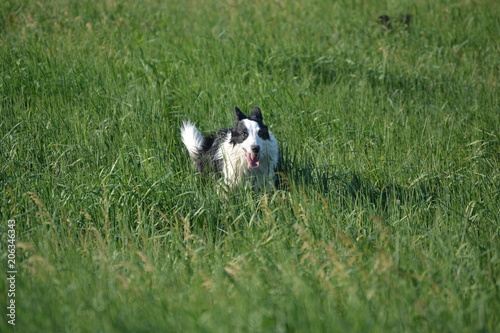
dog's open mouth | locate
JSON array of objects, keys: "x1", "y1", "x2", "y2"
[{"x1": 244, "y1": 150, "x2": 260, "y2": 168}]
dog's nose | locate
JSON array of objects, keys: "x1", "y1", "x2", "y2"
[{"x1": 251, "y1": 145, "x2": 260, "y2": 153}]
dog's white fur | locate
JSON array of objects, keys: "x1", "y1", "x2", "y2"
[{"x1": 181, "y1": 121, "x2": 204, "y2": 159}]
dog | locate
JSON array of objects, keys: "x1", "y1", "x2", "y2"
[{"x1": 181, "y1": 106, "x2": 279, "y2": 189}]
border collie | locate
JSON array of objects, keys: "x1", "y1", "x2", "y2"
[{"x1": 181, "y1": 106, "x2": 279, "y2": 189}]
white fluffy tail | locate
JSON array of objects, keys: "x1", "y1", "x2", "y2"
[{"x1": 181, "y1": 121, "x2": 204, "y2": 158}]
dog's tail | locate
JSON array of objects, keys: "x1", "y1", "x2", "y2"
[{"x1": 181, "y1": 121, "x2": 204, "y2": 159}]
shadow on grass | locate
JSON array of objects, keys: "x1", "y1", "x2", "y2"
[{"x1": 277, "y1": 148, "x2": 439, "y2": 214}]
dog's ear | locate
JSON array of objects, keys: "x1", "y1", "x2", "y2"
[
  {"x1": 249, "y1": 107, "x2": 263, "y2": 121},
  {"x1": 234, "y1": 106, "x2": 247, "y2": 122}
]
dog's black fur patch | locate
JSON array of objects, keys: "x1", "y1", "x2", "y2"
[{"x1": 195, "y1": 129, "x2": 228, "y2": 176}]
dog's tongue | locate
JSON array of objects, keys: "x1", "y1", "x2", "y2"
[{"x1": 245, "y1": 151, "x2": 260, "y2": 168}]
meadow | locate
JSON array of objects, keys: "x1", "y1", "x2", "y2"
[{"x1": 1, "y1": 0, "x2": 499, "y2": 331}]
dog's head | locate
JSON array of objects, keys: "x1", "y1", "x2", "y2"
[{"x1": 230, "y1": 106, "x2": 271, "y2": 169}]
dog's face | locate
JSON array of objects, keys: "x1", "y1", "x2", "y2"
[{"x1": 230, "y1": 106, "x2": 271, "y2": 168}]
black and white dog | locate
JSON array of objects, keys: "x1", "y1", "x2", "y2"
[{"x1": 181, "y1": 106, "x2": 279, "y2": 189}]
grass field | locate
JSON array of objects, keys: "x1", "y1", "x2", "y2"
[{"x1": 1, "y1": 0, "x2": 499, "y2": 332}]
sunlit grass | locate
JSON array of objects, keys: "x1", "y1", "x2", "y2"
[{"x1": 1, "y1": 0, "x2": 499, "y2": 332}]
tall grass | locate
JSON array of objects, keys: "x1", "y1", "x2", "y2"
[{"x1": 1, "y1": 0, "x2": 499, "y2": 332}]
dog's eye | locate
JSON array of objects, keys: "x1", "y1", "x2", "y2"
[
  {"x1": 258, "y1": 127, "x2": 270, "y2": 140},
  {"x1": 242, "y1": 132, "x2": 248, "y2": 138}
]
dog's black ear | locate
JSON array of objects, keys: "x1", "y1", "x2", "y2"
[
  {"x1": 249, "y1": 107, "x2": 263, "y2": 121},
  {"x1": 234, "y1": 106, "x2": 247, "y2": 122}
]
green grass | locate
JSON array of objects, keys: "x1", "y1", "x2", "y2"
[{"x1": 1, "y1": 0, "x2": 499, "y2": 331}]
